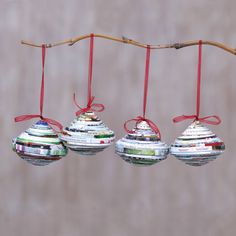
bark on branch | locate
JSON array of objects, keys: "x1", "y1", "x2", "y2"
[{"x1": 21, "y1": 33, "x2": 236, "y2": 55}]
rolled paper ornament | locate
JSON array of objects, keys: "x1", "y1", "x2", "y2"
[
  {"x1": 12, "y1": 120, "x2": 68, "y2": 166},
  {"x1": 170, "y1": 120, "x2": 225, "y2": 166},
  {"x1": 115, "y1": 121, "x2": 169, "y2": 166},
  {"x1": 59, "y1": 112, "x2": 115, "y2": 155}
]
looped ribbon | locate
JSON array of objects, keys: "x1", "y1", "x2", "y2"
[
  {"x1": 14, "y1": 44, "x2": 63, "y2": 132},
  {"x1": 73, "y1": 93, "x2": 104, "y2": 116},
  {"x1": 74, "y1": 33, "x2": 105, "y2": 116},
  {"x1": 124, "y1": 45, "x2": 162, "y2": 137},
  {"x1": 173, "y1": 115, "x2": 221, "y2": 125},
  {"x1": 124, "y1": 116, "x2": 161, "y2": 139},
  {"x1": 173, "y1": 40, "x2": 221, "y2": 126},
  {"x1": 15, "y1": 114, "x2": 63, "y2": 132}
]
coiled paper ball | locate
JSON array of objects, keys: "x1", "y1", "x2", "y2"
[
  {"x1": 115, "y1": 121, "x2": 169, "y2": 166},
  {"x1": 60, "y1": 112, "x2": 115, "y2": 155},
  {"x1": 12, "y1": 120, "x2": 68, "y2": 166},
  {"x1": 170, "y1": 121, "x2": 225, "y2": 166}
]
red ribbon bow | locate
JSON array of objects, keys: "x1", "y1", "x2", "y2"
[
  {"x1": 124, "y1": 116, "x2": 161, "y2": 139},
  {"x1": 14, "y1": 45, "x2": 63, "y2": 132},
  {"x1": 173, "y1": 115, "x2": 221, "y2": 125},
  {"x1": 124, "y1": 46, "x2": 162, "y2": 137},
  {"x1": 15, "y1": 114, "x2": 63, "y2": 131},
  {"x1": 73, "y1": 94, "x2": 104, "y2": 116},
  {"x1": 173, "y1": 40, "x2": 221, "y2": 125},
  {"x1": 74, "y1": 33, "x2": 105, "y2": 116}
]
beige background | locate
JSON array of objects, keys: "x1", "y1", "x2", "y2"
[{"x1": 1, "y1": 0, "x2": 236, "y2": 235}]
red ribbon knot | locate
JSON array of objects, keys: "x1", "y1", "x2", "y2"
[
  {"x1": 173, "y1": 40, "x2": 222, "y2": 126},
  {"x1": 72, "y1": 34, "x2": 105, "y2": 117},
  {"x1": 73, "y1": 93, "x2": 105, "y2": 117},
  {"x1": 173, "y1": 115, "x2": 221, "y2": 125},
  {"x1": 14, "y1": 44, "x2": 63, "y2": 133},
  {"x1": 15, "y1": 114, "x2": 63, "y2": 132},
  {"x1": 124, "y1": 116, "x2": 161, "y2": 139},
  {"x1": 123, "y1": 46, "x2": 161, "y2": 139}
]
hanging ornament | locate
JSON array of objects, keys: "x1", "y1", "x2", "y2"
[
  {"x1": 60, "y1": 111, "x2": 115, "y2": 155},
  {"x1": 170, "y1": 120, "x2": 225, "y2": 166},
  {"x1": 12, "y1": 45, "x2": 67, "y2": 166},
  {"x1": 170, "y1": 40, "x2": 225, "y2": 166},
  {"x1": 115, "y1": 46, "x2": 169, "y2": 166},
  {"x1": 59, "y1": 34, "x2": 115, "y2": 155},
  {"x1": 12, "y1": 120, "x2": 67, "y2": 166},
  {"x1": 116, "y1": 120, "x2": 169, "y2": 166}
]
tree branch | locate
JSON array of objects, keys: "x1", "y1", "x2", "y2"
[{"x1": 21, "y1": 33, "x2": 236, "y2": 55}]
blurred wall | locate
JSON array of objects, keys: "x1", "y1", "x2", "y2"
[{"x1": 1, "y1": 0, "x2": 236, "y2": 235}]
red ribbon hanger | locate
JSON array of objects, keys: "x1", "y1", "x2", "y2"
[
  {"x1": 173, "y1": 40, "x2": 221, "y2": 125},
  {"x1": 74, "y1": 33, "x2": 105, "y2": 116},
  {"x1": 15, "y1": 45, "x2": 63, "y2": 132},
  {"x1": 124, "y1": 45, "x2": 161, "y2": 138}
]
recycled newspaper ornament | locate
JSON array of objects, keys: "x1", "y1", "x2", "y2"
[
  {"x1": 170, "y1": 121, "x2": 225, "y2": 166},
  {"x1": 115, "y1": 46, "x2": 169, "y2": 166},
  {"x1": 12, "y1": 120, "x2": 67, "y2": 166},
  {"x1": 60, "y1": 111, "x2": 115, "y2": 155},
  {"x1": 60, "y1": 33, "x2": 115, "y2": 155},
  {"x1": 13, "y1": 45, "x2": 67, "y2": 165},
  {"x1": 171, "y1": 40, "x2": 225, "y2": 166},
  {"x1": 116, "y1": 120, "x2": 169, "y2": 165}
]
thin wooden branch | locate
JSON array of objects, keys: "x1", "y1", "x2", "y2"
[{"x1": 21, "y1": 33, "x2": 236, "y2": 55}]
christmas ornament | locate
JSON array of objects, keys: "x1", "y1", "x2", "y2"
[
  {"x1": 60, "y1": 34, "x2": 115, "y2": 155},
  {"x1": 170, "y1": 121, "x2": 225, "y2": 166},
  {"x1": 12, "y1": 120, "x2": 67, "y2": 166},
  {"x1": 115, "y1": 46, "x2": 169, "y2": 166},
  {"x1": 116, "y1": 120, "x2": 169, "y2": 165},
  {"x1": 12, "y1": 45, "x2": 67, "y2": 165},
  {"x1": 170, "y1": 40, "x2": 225, "y2": 166},
  {"x1": 60, "y1": 111, "x2": 115, "y2": 155}
]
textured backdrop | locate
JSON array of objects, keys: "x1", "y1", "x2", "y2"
[{"x1": 1, "y1": 0, "x2": 236, "y2": 235}]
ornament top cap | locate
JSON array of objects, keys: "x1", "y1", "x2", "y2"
[
  {"x1": 35, "y1": 120, "x2": 48, "y2": 126},
  {"x1": 136, "y1": 121, "x2": 151, "y2": 130},
  {"x1": 84, "y1": 111, "x2": 95, "y2": 115},
  {"x1": 77, "y1": 111, "x2": 100, "y2": 121},
  {"x1": 77, "y1": 111, "x2": 96, "y2": 118}
]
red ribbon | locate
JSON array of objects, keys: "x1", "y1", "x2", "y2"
[
  {"x1": 124, "y1": 116, "x2": 161, "y2": 139},
  {"x1": 173, "y1": 40, "x2": 221, "y2": 125},
  {"x1": 173, "y1": 115, "x2": 221, "y2": 125},
  {"x1": 14, "y1": 45, "x2": 63, "y2": 132},
  {"x1": 74, "y1": 33, "x2": 105, "y2": 116},
  {"x1": 124, "y1": 46, "x2": 161, "y2": 137},
  {"x1": 73, "y1": 94, "x2": 104, "y2": 117}
]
